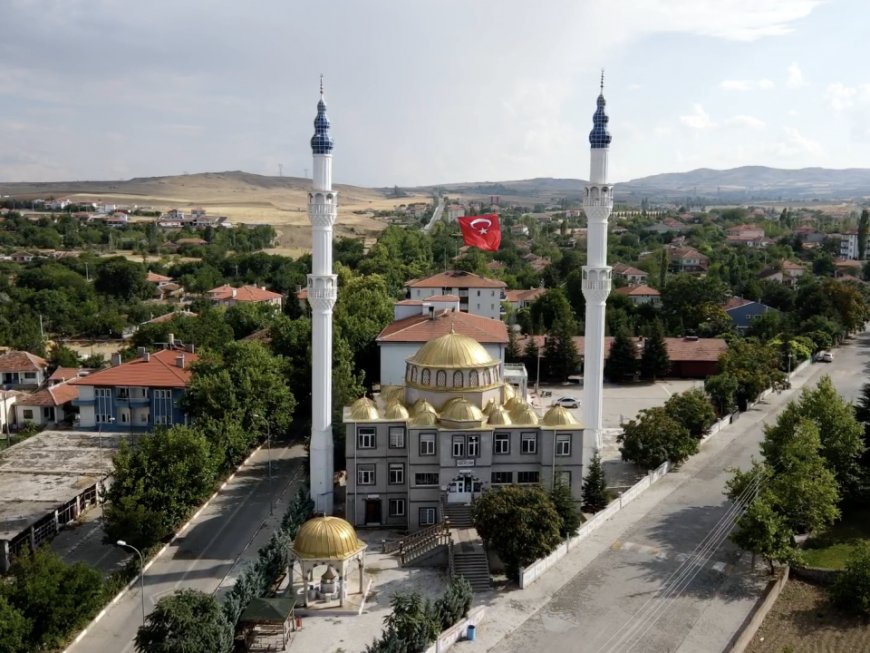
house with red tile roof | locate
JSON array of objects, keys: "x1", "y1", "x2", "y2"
[
  {"x1": 376, "y1": 308, "x2": 508, "y2": 386},
  {"x1": 667, "y1": 246, "x2": 709, "y2": 274},
  {"x1": 404, "y1": 271, "x2": 506, "y2": 320},
  {"x1": 614, "y1": 284, "x2": 661, "y2": 305},
  {"x1": 505, "y1": 288, "x2": 546, "y2": 311},
  {"x1": 47, "y1": 367, "x2": 93, "y2": 386},
  {"x1": 207, "y1": 284, "x2": 283, "y2": 308},
  {"x1": 14, "y1": 382, "x2": 79, "y2": 428},
  {"x1": 0, "y1": 351, "x2": 49, "y2": 388},
  {"x1": 611, "y1": 263, "x2": 648, "y2": 286},
  {"x1": 71, "y1": 348, "x2": 199, "y2": 430}
]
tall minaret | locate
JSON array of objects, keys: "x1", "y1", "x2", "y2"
[
  {"x1": 582, "y1": 72, "x2": 613, "y2": 451},
  {"x1": 307, "y1": 77, "x2": 337, "y2": 515}
]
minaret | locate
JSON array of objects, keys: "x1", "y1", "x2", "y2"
[
  {"x1": 582, "y1": 72, "x2": 613, "y2": 451},
  {"x1": 307, "y1": 77, "x2": 337, "y2": 514}
]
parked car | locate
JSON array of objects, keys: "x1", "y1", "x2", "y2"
[
  {"x1": 815, "y1": 351, "x2": 834, "y2": 363},
  {"x1": 552, "y1": 397, "x2": 580, "y2": 409}
]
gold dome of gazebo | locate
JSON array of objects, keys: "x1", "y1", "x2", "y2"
[
  {"x1": 542, "y1": 405, "x2": 580, "y2": 427},
  {"x1": 292, "y1": 516, "x2": 366, "y2": 560},
  {"x1": 412, "y1": 398, "x2": 436, "y2": 415},
  {"x1": 408, "y1": 331, "x2": 496, "y2": 368}
]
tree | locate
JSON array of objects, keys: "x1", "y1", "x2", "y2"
[
  {"x1": 604, "y1": 328, "x2": 638, "y2": 383},
  {"x1": 135, "y1": 589, "x2": 233, "y2": 653},
  {"x1": 550, "y1": 481, "x2": 581, "y2": 537},
  {"x1": 731, "y1": 492, "x2": 799, "y2": 574},
  {"x1": 94, "y1": 256, "x2": 150, "y2": 301},
  {"x1": 830, "y1": 542, "x2": 870, "y2": 617},
  {"x1": 472, "y1": 485, "x2": 562, "y2": 580},
  {"x1": 664, "y1": 388, "x2": 717, "y2": 439},
  {"x1": 854, "y1": 382, "x2": 870, "y2": 468},
  {"x1": 660, "y1": 274, "x2": 728, "y2": 332},
  {"x1": 334, "y1": 270, "x2": 395, "y2": 381},
  {"x1": 639, "y1": 320, "x2": 669, "y2": 381},
  {"x1": 433, "y1": 576, "x2": 472, "y2": 631},
  {"x1": 505, "y1": 327, "x2": 521, "y2": 363},
  {"x1": 704, "y1": 372, "x2": 738, "y2": 416},
  {"x1": 48, "y1": 343, "x2": 81, "y2": 368},
  {"x1": 618, "y1": 406, "x2": 698, "y2": 470},
  {"x1": 718, "y1": 338, "x2": 787, "y2": 408},
  {"x1": 530, "y1": 288, "x2": 576, "y2": 333},
  {"x1": 859, "y1": 209, "x2": 869, "y2": 261},
  {"x1": 542, "y1": 317, "x2": 579, "y2": 381},
  {"x1": 581, "y1": 451, "x2": 608, "y2": 513},
  {"x1": 0, "y1": 595, "x2": 29, "y2": 653}
]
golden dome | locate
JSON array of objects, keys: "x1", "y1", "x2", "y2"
[
  {"x1": 487, "y1": 405, "x2": 513, "y2": 426},
  {"x1": 481, "y1": 398, "x2": 496, "y2": 416},
  {"x1": 380, "y1": 385, "x2": 405, "y2": 404},
  {"x1": 542, "y1": 405, "x2": 579, "y2": 426},
  {"x1": 408, "y1": 332, "x2": 496, "y2": 369},
  {"x1": 440, "y1": 397, "x2": 484, "y2": 423},
  {"x1": 412, "y1": 398, "x2": 436, "y2": 415},
  {"x1": 292, "y1": 516, "x2": 366, "y2": 560},
  {"x1": 383, "y1": 402, "x2": 410, "y2": 420},
  {"x1": 510, "y1": 404, "x2": 539, "y2": 425},
  {"x1": 411, "y1": 409, "x2": 439, "y2": 426},
  {"x1": 503, "y1": 383, "x2": 516, "y2": 401},
  {"x1": 504, "y1": 396, "x2": 523, "y2": 411},
  {"x1": 349, "y1": 397, "x2": 379, "y2": 421},
  {"x1": 440, "y1": 396, "x2": 465, "y2": 412}
]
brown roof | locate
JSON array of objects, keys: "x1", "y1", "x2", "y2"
[
  {"x1": 614, "y1": 284, "x2": 660, "y2": 297},
  {"x1": 176, "y1": 238, "x2": 208, "y2": 246},
  {"x1": 781, "y1": 260, "x2": 804, "y2": 271},
  {"x1": 425, "y1": 294, "x2": 460, "y2": 301},
  {"x1": 377, "y1": 310, "x2": 508, "y2": 344},
  {"x1": 146, "y1": 271, "x2": 173, "y2": 283},
  {"x1": 611, "y1": 263, "x2": 647, "y2": 277},
  {"x1": 519, "y1": 335, "x2": 727, "y2": 363},
  {"x1": 141, "y1": 310, "x2": 198, "y2": 325},
  {"x1": 208, "y1": 284, "x2": 283, "y2": 303},
  {"x1": 0, "y1": 351, "x2": 48, "y2": 373},
  {"x1": 834, "y1": 259, "x2": 862, "y2": 269},
  {"x1": 669, "y1": 246, "x2": 709, "y2": 261},
  {"x1": 505, "y1": 288, "x2": 546, "y2": 303},
  {"x1": 18, "y1": 382, "x2": 79, "y2": 407},
  {"x1": 723, "y1": 296, "x2": 753, "y2": 311},
  {"x1": 404, "y1": 271, "x2": 506, "y2": 289},
  {"x1": 47, "y1": 367, "x2": 89, "y2": 383},
  {"x1": 71, "y1": 349, "x2": 199, "y2": 389}
]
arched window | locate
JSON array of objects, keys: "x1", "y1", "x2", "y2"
[
  {"x1": 482, "y1": 370, "x2": 491, "y2": 385},
  {"x1": 421, "y1": 369, "x2": 431, "y2": 385},
  {"x1": 411, "y1": 367, "x2": 418, "y2": 383},
  {"x1": 469, "y1": 370, "x2": 479, "y2": 387},
  {"x1": 436, "y1": 370, "x2": 446, "y2": 387},
  {"x1": 405, "y1": 366, "x2": 412, "y2": 382},
  {"x1": 453, "y1": 371, "x2": 464, "y2": 388}
]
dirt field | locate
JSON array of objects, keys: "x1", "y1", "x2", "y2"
[{"x1": 747, "y1": 579, "x2": 870, "y2": 653}]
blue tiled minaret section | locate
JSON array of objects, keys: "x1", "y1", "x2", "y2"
[
  {"x1": 589, "y1": 94, "x2": 611, "y2": 148},
  {"x1": 311, "y1": 95, "x2": 334, "y2": 154}
]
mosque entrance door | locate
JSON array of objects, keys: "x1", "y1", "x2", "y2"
[{"x1": 447, "y1": 473, "x2": 481, "y2": 504}]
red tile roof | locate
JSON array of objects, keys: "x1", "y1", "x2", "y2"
[
  {"x1": 70, "y1": 349, "x2": 198, "y2": 389},
  {"x1": 519, "y1": 335, "x2": 727, "y2": 363},
  {"x1": 18, "y1": 382, "x2": 79, "y2": 407},
  {"x1": 612, "y1": 263, "x2": 648, "y2": 277},
  {"x1": 505, "y1": 288, "x2": 546, "y2": 303},
  {"x1": 404, "y1": 271, "x2": 506, "y2": 289},
  {"x1": 614, "y1": 284, "x2": 660, "y2": 297},
  {"x1": 146, "y1": 271, "x2": 173, "y2": 284},
  {"x1": 723, "y1": 296, "x2": 753, "y2": 311},
  {"x1": 47, "y1": 367, "x2": 90, "y2": 383},
  {"x1": 0, "y1": 351, "x2": 48, "y2": 373},
  {"x1": 141, "y1": 310, "x2": 198, "y2": 325},
  {"x1": 425, "y1": 294, "x2": 460, "y2": 301},
  {"x1": 377, "y1": 310, "x2": 508, "y2": 344},
  {"x1": 208, "y1": 284, "x2": 283, "y2": 303}
]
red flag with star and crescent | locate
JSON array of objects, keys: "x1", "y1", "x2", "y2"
[{"x1": 457, "y1": 213, "x2": 501, "y2": 251}]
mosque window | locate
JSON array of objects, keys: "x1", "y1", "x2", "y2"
[
  {"x1": 469, "y1": 370, "x2": 479, "y2": 386},
  {"x1": 482, "y1": 370, "x2": 491, "y2": 385},
  {"x1": 453, "y1": 371, "x2": 463, "y2": 388},
  {"x1": 411, "y1": 367, "x2": 418, "y2": 383},
  {"x1": 436, "y1": 371, "x2": 446, "y2": 387},
  {"x1": 421, "y1": 369, "x2": 431, "y2": 385}
]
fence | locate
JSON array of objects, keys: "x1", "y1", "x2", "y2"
[
  {"x1": 727, "y1": 567, "x2": 790, "y2": 653},
  {"x1": 519, "y1": 461, "x2": 670, "y2": 588},
  {"x1": 423, "y1": 606, "x2": 486, "y2": 653}
]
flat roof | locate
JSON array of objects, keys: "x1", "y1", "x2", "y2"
[{"x1": 0, "y1": 430, "x2": 117, "y2": 541}]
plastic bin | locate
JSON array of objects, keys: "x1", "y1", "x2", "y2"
[{"x1": 466, "y1": 624, "x2": 476, "y2": 641}]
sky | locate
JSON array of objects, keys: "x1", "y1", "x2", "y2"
[{"x1": 1, "y1": 0, "x2": 868, "y2": 186}]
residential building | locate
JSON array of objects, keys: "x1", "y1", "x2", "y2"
[
  {"x1": 71, "y1": 348, "x2": 198, "y2": 430},
  {"x1": 839, "y1": 231, "x2": 869, "y2": 260},
  {"x1": 667, "y1": 246, "x2": 709, "y2": 274},
  {"x1": 344, "y1": 330, "x2": 591, "y2": 530},
  {"x1": 207, "y1": 284, "x2": 283, "y2": 308},
  {"x1": 614, "y1": 284, "x2": 661, "y2": 306},
  {"x1": 376, "y1": 306, "x2": 509, "y2": 387},
  {"x1": 724, "y1": 297, "x2": 777, "y2": 333},
  {"x1": 834, "y1": 258, "x2": 863, "y2": 278},
  {"x1": 611, "y1": 263, "x2": 648, "y2": 286},
  {"x1": 15, "y1": 382, "x2": 79, "y2": 428},
  {"x1": 404, "y1": 271, "x2": 507, "y2": 320},
  {"x1": 0, "y1": 351, "x2": 49, "y2": 389},
  {"x1": 47, "y1": 367, "x2": 92, "y2": 386},
  {"x1": 446, "y1": 204, "x2": 465, "y2": 222},
  {"x1": 504, "y1": 288, "x2": 546, "y2": 312}
]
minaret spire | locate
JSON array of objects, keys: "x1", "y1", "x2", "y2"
[
  {"x1": 307, "y1": 80, "x2": 338, "y2": 514},
  {"x1": 600, "y1": 69, "x2": 605, "y2": 93},
  {"x1": 581, "y1": 75, "x2": 614, "y2": 451}
]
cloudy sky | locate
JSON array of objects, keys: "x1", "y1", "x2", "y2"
[{"x1": 1, "y1": 0, "x2": 867, "y2": 185}]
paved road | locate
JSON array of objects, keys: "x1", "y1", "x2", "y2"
[
  {"x1": 66, "y1": 440, "x2": 307, "y2": 653},
  {"x1": 496, "y1": 332, "x2": 870, "y2": 653},
  {"x1": 422, "y1": 195, "x2": 445, "y2": 233}
]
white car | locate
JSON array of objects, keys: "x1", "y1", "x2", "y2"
[
  {"x1": 815, "y1": 351, "x2": 834, "y2": 363},
  {"x1": 552, "y1": 397, "x2": 580, "y2": 409}
]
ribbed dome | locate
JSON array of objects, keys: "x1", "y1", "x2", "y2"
[
  {"x1": 408, "y1": 332, "x2": 495, "y2": 369},
  {"x1": 412, "y1": 398, "x2": 436, "y2": 416},
  {"x1": 440, "y1": 397, "x2": 484, "y2": 423},
  {"x1": 542, "y1": 405, "x2": 579, "y2": 426},
  {"x1": 503, "y1": 383, "x2": 516, "y2": 401},
  {"x1": 292, "y1": 516, "x2": 365, "y2": 560},
  {"x1": 383, "y1": 402, "x2": 410, "y2": 420},
  {"x1": 487, "y1": 405, "x2": 512, "y2": 426},
  {"x1": 381, "y1": 385, "x2": 405, "y2": 404},
  {"x1": 411, "y1": 409, "x2": 439, "y2": 426},
  {"x1": 349, "y1": 397, "x2": 379, "y2": 421},
  {"x1": 481, "y1": 398, "x2": 496, "y2": 416},
  {"x1": 504, "y1": 396, "x2": 523, "y2": 411},
  {"x1": 440, "y1": 396, "x2": 466, "y2": 412},
  {"x1": 510, "y1": 404, "x2": 539, "y2": 425}
]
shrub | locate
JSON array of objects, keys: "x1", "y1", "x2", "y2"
[{"x1": 830, "y1": 541, "x2": 870, "y2": 617}]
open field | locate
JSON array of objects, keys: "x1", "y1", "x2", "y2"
[{"x1": 747, "y1": 578, "x2": 870, "y2": 653}]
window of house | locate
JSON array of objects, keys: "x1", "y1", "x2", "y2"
[
  {"x1": 452, "y1": 435, "x2": 465, "y2": 458},
  {"x1": 357, "y1": 427, "x2": 376, "y2": 449},
  {"x1": 521, "y1": 433, "x2": 538, "y2": 454},
  {"x1": 419, "y1": 507, "x2": 438, "y2": 526},
  {"x1": 357, "y1": 465, "x2": 375, "y2": 485},
  {"x1": 491, "y1": 471, "x2": 513, "y2": 484},
  {"x1": 22, "y1": 409, "x2": 33, "y2": 419},
  {"x1": 555, "y1": 470, "x2": 571, "y2": 487},
  {"x1": 389, "y1": 498, "x2": 406, "y2": 517},
  {"x1": 467, "y1": 435, "x2": 480, "y2": 458},
  {"x1": 476, "y1": 290, "x2": 481, "y2": 296},
  {"x1": 556, "y1": 433, "x2": 572, "y2": 456},
  {"x1": 24, "y1": 372, "x2": 36, "y2": 379},
  {"x1": 494, "y1": 432, "x2": 510, "y2": 455},
  {"x1": 389, "y1": 427, "x2": 406, "y2": 449},
  {"x1": 517, "y1": 471, "x2": 540, "y2": 484},
  {"x1": 42, "y1": 407, "x2": 53, "y2": 419},
  {"x1": 414, "y1": 472, "x2": 439, "y2": 486},
  {"x1": 388, "y1": 463, "x2": 405, "y2": 485},
  {"x1": 419, "y1": 432, "x2": 436, "y2": 456}
]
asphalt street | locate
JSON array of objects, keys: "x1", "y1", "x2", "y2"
[
  {"x1": 495, "y1": 331, "x2": 870, "y2": 653},
  {"x1": 65, "y1": 440, "x2": 307, "y2": 653}
]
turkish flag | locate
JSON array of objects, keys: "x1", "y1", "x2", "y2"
[{"x1": 457, "y1": 213, "x2": 501, "y2": 251}]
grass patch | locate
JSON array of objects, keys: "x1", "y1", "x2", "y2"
[{"x1": 802, "y1": 505, "x2": 870, "y2": 569}]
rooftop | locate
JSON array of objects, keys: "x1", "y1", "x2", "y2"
[
  {"x1": 614, "y1": 284, "x2": 660, "y2": 297},
  {"x1": 377, "y1": 309, "x2": 508, "y2": 345},
  {"x1": 519, "y1": 335, "x2": 727, "y2": 363},
  {"x1": 70, "y1": 348, "x2": 198, "y2": 389},
  {"x1": 208, "y1": 284, "x2": 283, "y2": 303},
  {"x1": 0, "y1": 351, "x2": 48, "y2": 374},
  {"x1": 17, "y1": 382, "x2": 79, "y2": 407},
  {"x1": 404, "y1": 270, "x2": 506, "y2": 289}
]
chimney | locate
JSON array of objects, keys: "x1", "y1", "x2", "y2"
[
  {"x1": 111, "y1": 353, "x2": 122, "y2": 367},
  {"x1": 187, "y1": 343, "x2": 196, "y2": 354},
  {"x1": 137, "y1": 346, "x2": 147, "y2": 358},
  {"x1": 144, "y1": 352, "x2": 151, "y2": 362},
  {"x1": 168, "y1": 333, "x2": 175, "y2": 347},
  {"x1": 176, "y1": 354, "x2": 185, "y2": 369},
  {"x1": 232, "y1": 288, "x2": 237, "y2": 298},
  {"x1": 428, "y1": 305, "x2": 435, "y2": 320}
]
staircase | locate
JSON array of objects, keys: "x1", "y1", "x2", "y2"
[
  {"x1": 452, "y1": 549, "x2": 492, "y2": 592},
  {"x1": 444, "y1": 503, "x2": 473, "y2": 528},
  {"x1": 397, "y1": 521, "x2": 451, "y2": 566}
]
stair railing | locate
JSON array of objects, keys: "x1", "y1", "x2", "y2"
[{"x1": 399, "y1": 519, "x2": 452, "y2": 565}]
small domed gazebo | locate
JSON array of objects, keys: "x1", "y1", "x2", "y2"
[{"x1": 291, "y1": 516, "x2": 367, "y2": 607}]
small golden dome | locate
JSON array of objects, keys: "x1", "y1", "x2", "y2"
[
  {"x1": 440, "y1": 396, "x2": 465, "y2": 412},
  {"x1": 383, "y1": 402, "x2": 410, "y2": 420},
  {"x1": 511, "y1": 404, "x2": 539, "y2": 425},
  {"x1": 503, "y1": 383, "x2": 516, "y2": 401},
  {"x1": 481, "y1": 398, "x2": 496, "y2": 416},
  {"x1": 504, "y1": 396, "x2": 523, "y2": 411},
  {"x1": 411, "y1": 409, "x2": 439, "y2": 426},
  {"x1": 412, "y1": 398, "x2": 436, "y2": 416},
  {"x1": 408, "y1": 332, "x2": 495, "y2": 369},
  {"x1": 349, "y1": 397, "x2": 379, "y2": 421},
  {"x1": 380, "y1": 385, "x2": 405, "y2": 404},
  {"x1": 542, "y1": 405, "x2": 579, "y2": 426},
  {"x1": 292, "y1": 516, "x2": 366, "y2": 560},
  {"x1": 487, "y1": 404, "x2": 512, "y2": 426},
  {"x1": 440, "y1": 397, "x2": 484, "y2": 423}
]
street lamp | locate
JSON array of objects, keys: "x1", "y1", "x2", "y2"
[{"x1": 116, "y1": 540, "x2": 146, "y2": 626}]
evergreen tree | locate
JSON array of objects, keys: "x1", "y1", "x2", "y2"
[
  {"x1": 522, "y1": 336, "x2": 541, "y2": 386},
  {"x1": 859, "y1": 208, "x2": 870, "y2": 261},
  {"x1": 604, "y1": 328, "x2": 638, "y2": 383},
  {"x1": 639, "y1": 320, "x2": 670, "y2": 381},
  {"x1": 581, "y1": 451, "x2": 608, "y2": 513},
  {"x1": 550, "y1": 480, "x2": 582, "y2": 537},
  {"x1": 506, "y1": 328, "x2": 521, "y2": 363},
  {"x1": 542, "y1": 318, "x2": 579, "y2": 381}
]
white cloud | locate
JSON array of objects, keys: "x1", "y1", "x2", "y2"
[
  {"x1": 724, "y1": 115, "x2": 766, "y2": 129},
  {"x1": 786, "y1": 63, "x2": 809, "y2": 88},
  {"x1": 826, "y1": 82, "x2": 870, "y2": 111},
  {"x1": 679, "y1": 104, "x2": 715, "y2": 129},
  {"x1": 720, "y1": 79, "x2": 774, "y2": 91},
  {"x1": 775, "y1": 126, "x2": 823, "y2": 157}
]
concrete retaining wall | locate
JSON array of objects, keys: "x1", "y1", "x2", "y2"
[
  {"x1": 727, "y1": 567, "x2": 790, "y2": 653},
  {"x1": 423, "y1": 606, "x2": 486, "y2": 653},
  {"x1": 790, "y1": 565, "x2": 842, "y2": 586}
]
